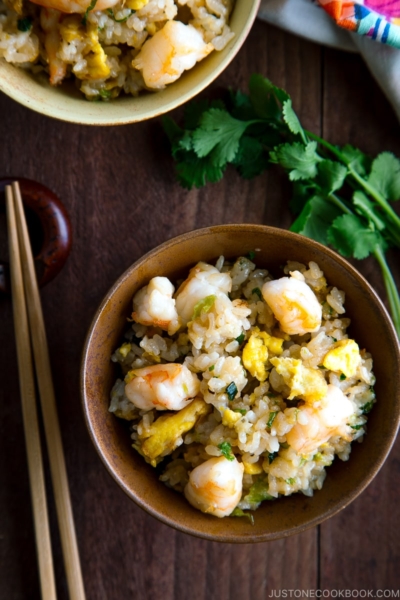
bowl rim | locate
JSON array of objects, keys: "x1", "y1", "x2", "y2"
[
  {"x1": 0, "y1": 0, "x2": 261, "y2": 125},
  {"x1": 81, "y1": 224, "x2": 400, "y2": 541}
]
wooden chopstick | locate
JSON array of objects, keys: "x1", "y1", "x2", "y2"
[
  {"x1": 8, "y1": 182, "x2": 86, "y2": 600},
  {"x1": 6, "y1": 185, "x2": 57, "y2": 600}
]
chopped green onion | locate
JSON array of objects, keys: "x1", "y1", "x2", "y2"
[
  {"x1": 361, "y1": 400, "x2": 374, "y2": 414},
  {"x1": 226, "y1": 382, "x2": 238, "y2": 401},
  {"x1": 218, "y1": 441, "x2": 234, "y2": 461},
  {"x1": 243, "y1": 478, "x2": 274, "y2": 504},
  {"x1": 192, "y1": 295, "x2": 216, "y2": 319},
  {"x1": 99, "y1": 89, "x2": 112, "y2": 100},
  {"x1": 340, "y1": 373, "x2": 347, "y2": 381},
  {"x1": 246, "y1": 251, "x2": 256, "y2": 260},
  {"x1": 252, "y1": 287, "x2": 262, "y2": 299},
  {"x1": 233, "y1": 408, "x2": 247, "y2": 416},
  {"x1": 208, "y1": 365, "x2": 215, "y2": 371},
  {"x1": 235, "y1": 332, "x2": 245, "y2": 344},
  {"x1": 268, "y1": 451, "x2": 278, "y2": 464},
  {"x1": 331, "y1": 336, "x2": 338, "y2": 342},
  {"x1": 230, "y1": 508, "x2": 254, "y2": 525},
  {"x1": 82, "y1": 0, "x2": 98, "y2": 25},
  {"x1": 106, "y1": 8, "x2": 133, "y2": 22},
  {"x1": 286, "y1": 478, "x2": 296, "y2": 485},
  {"x1": 17, "y1": 17, "x2": 32, "y2": 31},
  {"x1": 299, "y1": 458, "x2": 307, "y2": 467},
  {"x1": 349, "y1": 424, "x2": 363, "y2": 430},
  {"x1": 267, "y1": 411, "x2": 277, "y2": 428}
]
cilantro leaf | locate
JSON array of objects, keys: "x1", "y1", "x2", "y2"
[
  {"x1": 184, "y1": 99, "x2": 225, "y2": 130},
  {"x1": 249, "y1": 74, "x2": 289, "y2": 121},
  {"x1": 327, "y1": 214, "x2": 386, "y2": 260},
  {"x1": 290, "y1": 195, "x2": 342, "y2": 245},
  {"x1": 270, "y1": 142, "x2": 320, "y2": 181},
  {"x1": 229, "y1": 89, "x2": 258, "y2": 121},
  {"x1": 232, "y1": 135, "x2": 268, "y2": 179},
  {"x1": 243, "y1": 478, "x2": 274, "y2": 505},
  {"x1": 175, "y1": 153, "x2": 224, "y2": 189},
  {"x1": 316, "y1": 160, "x2": 347, "y2": 195},
  {"x1": 192, "y1": 109, "x2": 251, "y2": 167},
  {"x1": 340, "y1": 145, "x2": 371, "y2": 176},
  {"x1": 368, "y1": 152, "x2": 400, "y2": 202},
  {"x1": 282, "y1": 99, "x2": 305, "y2": 141},
  {"x1": 289, "y1": 181, "x2": 318, "y2": 214}
]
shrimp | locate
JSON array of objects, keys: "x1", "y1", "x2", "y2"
[
  {"x1": 184, "y1": 456, "x2": 244, "y2": 518},
  {"x1": 40, "y1": 8, "x2": 67, "y2": 85},
  {"x1": 286, "y1": 384, "x2": 354, "y2": 455},
  {"x1": 175, "y1": 262, "x2": 231, "y2": 325},
  {"x1": 125, "y1": 363, "x2": 200, "y2": 411},
  {"x1": 31, "y1": 0, "x2": 119, "y2": 14},
  {"x1": 262, "y1": 271, "x2": 322, "y2": 336},
  {"x1": 132, "y1": 277, "x2": 181, "y2": 336},
  {"x1": 132, "y1": 20, "x2": 213, "y2": 90}
]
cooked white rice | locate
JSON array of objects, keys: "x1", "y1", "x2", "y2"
[{"x1": 109, "y1": 256, "x2": 376, "y2": 518}]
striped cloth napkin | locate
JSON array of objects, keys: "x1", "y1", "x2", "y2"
[{"x1": 258, "y1": 0, "x2": 400, "y2": 121}]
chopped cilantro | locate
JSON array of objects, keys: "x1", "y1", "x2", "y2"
[
  {"x1": 267, "y1": 411, "x2": 277, "y2": 428},
  {"x1": 218, "y1": 441, "x2": 234, "y2": 461},
  {"x1": 349, "y1": 424, "x2": 363, "y2": 430},
  {"x1": 340, "y1": 373, "x2": 347, "y2": 381},
  {"x1": 252, "y1": 287, "x2": 262, "y2": 299},
  {"x1": 247, "y1": 250, "x2": 256, "y2": 260},
  {"x1": 230, "y1": 508, "x2": 254, "y2": 525},
  {"x1": 361, "y1": 400, "x2": 374, "y2": 414},
  {"x1": 17, "y1": 17, "x2": 32, "y2": 31},
  {"x1": 226, "y1": 382, "x2": 238, "y2": 401},
  {"x1": 208, "y1": 365, "x2": 215, "y2": 371},
  {"x1": 192, "y1": 295, "x2": 216, "y2": 319},
  {"x1": 267, "y1": 392, "x2": 277, "y2": 398},
  {"x1": 318, "y1": 364, "x2": 327, "y2": 369},
  {"x1": 235, "y1": 332, "x2": 245, "y2": 344},
  {"x1": 331, "y1": 336, "x2": 338, "y2": 342},
  {"x1": 299, "y1": 458, "x2": 307, "y2": 467},
  {"x1": 286, "y1": 478, "x2": 296, "y2": 485}
]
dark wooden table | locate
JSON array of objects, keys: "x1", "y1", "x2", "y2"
[{"x1": 1, "y1": 18, "x2": 400, "y2": 600}]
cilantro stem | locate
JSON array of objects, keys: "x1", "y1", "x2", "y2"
[
  {"x1": 329, "y1": 193, "x2": 353, "y2": 215},
  {"x1": 373, "y1": 245, "x2": 400, "y2": 337},
  {"x1": 306, "y1": 130, "x2": 400, "y2": 232}
]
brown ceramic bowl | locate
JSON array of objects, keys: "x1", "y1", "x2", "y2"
[
  {"x1": 81, "y1": 224, "x2": 400, "y2": 542},
  {"x1": 0, "y1": 0, "x2": 260, "y2": 125}
]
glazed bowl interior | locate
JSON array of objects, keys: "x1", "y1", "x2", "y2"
[
  {"x1": 0, "y1": 0, "x2": 260, "y2": 125},
  {"x1": 81, "y1": 224, "x2": 400, "y2": 542}
]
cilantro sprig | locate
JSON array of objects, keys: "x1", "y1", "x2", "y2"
[{"x1": 163, "y1": 75, "x2": 400, "y2": 337}]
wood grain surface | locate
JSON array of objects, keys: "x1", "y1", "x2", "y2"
[{"x1": 1, "y1": 19, "x2": 400, "y2": 600}]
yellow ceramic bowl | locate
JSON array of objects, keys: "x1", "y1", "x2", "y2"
[
  {"x1": 0, "y1": 0, "x2": 260, "y2": 125},
  {"x1": 81, "y1": 224, "x2": 400, "y2": 542}
]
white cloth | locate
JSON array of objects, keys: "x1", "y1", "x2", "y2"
[{"x1": 258, "y1": 0, "x2": 400, "y2": 122}]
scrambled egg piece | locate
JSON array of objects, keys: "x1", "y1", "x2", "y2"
[
  {"x1": 222, "y1": 408, "x2": 242, "y2": 428},
  {"x1": 59, "y1": 18, "x2": 110, "y2": 80},
  {"x1": 126, "y1": 0, "x2": 149, "y2": 8},
  {"x1": 137, "y1": 399, "x2": 211, "y2": 466},
  {"x1": 243, "y1": 328, "x2": 284, "y2": 381},
  {"x1": 242, "y1": 460, "x2": 263, "y2": 475},
  {"x1": 322, "y1": 339, "x2": 361, "y2": 377},
  {"x1": 270, "y1": 357, "x2": 327, "y2": 403}
]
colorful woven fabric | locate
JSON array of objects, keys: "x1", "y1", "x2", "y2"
[{"x1": 317, "y1": 0, "x2": 400, "y2": 47}]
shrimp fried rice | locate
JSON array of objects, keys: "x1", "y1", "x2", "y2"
[
  {"x1": 110, "y1": 255, "x2": 376, "y2": 519},
  {"x1": 0, "y1": 0, "x2": 234, "y2": 99}
]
